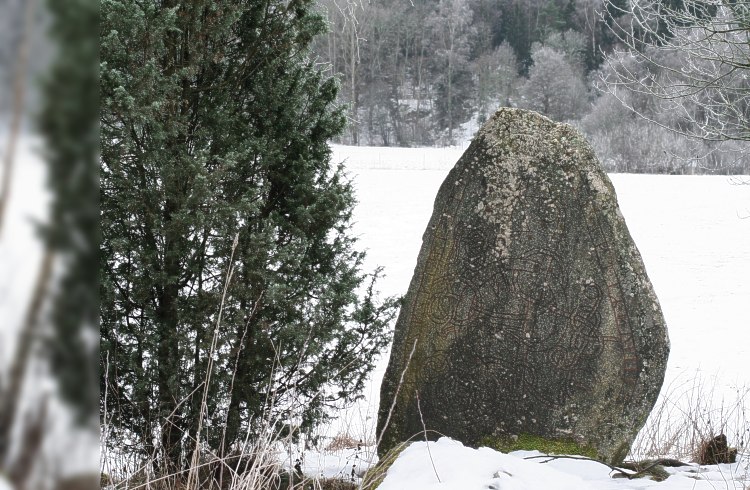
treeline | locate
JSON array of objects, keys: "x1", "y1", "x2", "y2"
[{"x1": 313, "y1": 0, "x2": 750, "y2": 174}]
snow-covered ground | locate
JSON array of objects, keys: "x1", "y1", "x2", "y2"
[
  {"x1": 378, "y1": 438, "x2": 750, "y2": 490},
  {"x1": 312, "y1": 144, "x2": 750, "y2": 488},
  {"x1": 286, "y1": 437, "x2": 750, "y2": 489}
]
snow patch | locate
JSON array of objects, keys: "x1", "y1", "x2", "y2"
[{"x1": 376, "y1": 438, "x2": 750, "y2": 490}]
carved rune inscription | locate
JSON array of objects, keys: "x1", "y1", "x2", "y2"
[
  {"x1": 412, "y1": 161, "x2": 623, "y2": 438},
  {"x1": 377, "y1": 109, "x2": 669, "y2": 465}
]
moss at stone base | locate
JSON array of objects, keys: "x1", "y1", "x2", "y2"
[
  {"x1": 361, "y1": 442, "x2": 410, "y2": 490},
  {"x1": 478, "y1": 434, "x2": 599, "y2": 459},
  {"x1": 618, "y1": 460, "x2": 671, "y2": 482},
  {"x1": 638, "y1": 465, "x2": 670, "y2": 482},
  {"x1": 610, "y1": 441, "x2": 632, "y2": 465}
]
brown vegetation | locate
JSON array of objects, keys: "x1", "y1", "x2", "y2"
[{"x1": 696, "y1": 434, "x2": 737, "y2": 465}]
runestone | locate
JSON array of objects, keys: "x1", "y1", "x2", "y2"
[{"x1": 377, "y1": 108, "x2": 669, "y2": 464}]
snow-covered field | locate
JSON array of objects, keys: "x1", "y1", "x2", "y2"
[{"x1": 313, "y1": 144, "x2": 750, "y2": 488}]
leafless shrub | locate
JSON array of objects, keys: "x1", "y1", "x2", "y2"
[
  {"x1": 326, "y1": 433, "x2": 362, "y2": 452},
  {"x1": 630, "y1": 372, "x2": 750, "y2": 464}
]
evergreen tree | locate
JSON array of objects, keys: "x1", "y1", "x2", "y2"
[
  {"x1": 537, "y1": 0, "x2": 567, "y2": 38},
  {"x1": 502, "y1": 1, "x2": 534, "y2": 70},
  {"x1": 38, "y1": 0, "x2": 99, "y2": 426},
  {"x1": 100, "y1": 0, "x2": 396, "y2": 473}
]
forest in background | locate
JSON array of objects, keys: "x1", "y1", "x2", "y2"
[{"x1": 312, "y1": 0, "x2": 750, "y2": 174}]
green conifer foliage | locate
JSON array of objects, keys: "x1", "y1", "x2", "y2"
[
  {"x1": 100, "y1": 0, "x2": 396, "y2": 471},
  {"x1": 38, "y1": 0, "x2": 99, "y2": 425}
]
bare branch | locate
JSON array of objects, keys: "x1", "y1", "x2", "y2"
[
  {"x1": 599, "y1": 0, "x2": 750, "y2": 152},
  {"x1": 0, "y1": 0, "x2": 35, "y2": 235}
]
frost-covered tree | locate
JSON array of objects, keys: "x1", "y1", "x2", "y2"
[
  {"x1": 100, "y1": 0, "x2": 397, "y2": 474},
  {"x1": 601, "y1": 0, "x2": 750, "y2": 162},
  {"x1": 474, "y1": 43, "x2": 520, "y2": 123},
  {"x1": 542, "y1": 28, "x2": 587, "y2": 68},
  {"x1": 579, "y1": 92, "x2": 690, "y2": 173},
  {"x1": 520, "y1": 45, "x2": 588, "y2": 121},
  {"x1": 429, "y1": 0, "x2": 475, "y2": 143}
]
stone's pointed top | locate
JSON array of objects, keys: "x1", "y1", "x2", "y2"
[{"x1": 377, "y1": 108, "x2": 669, "y2": 465}]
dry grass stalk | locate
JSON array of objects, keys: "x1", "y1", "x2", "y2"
[{"x1": 630, "y1": 372, "x2": 749, "y2": 464}]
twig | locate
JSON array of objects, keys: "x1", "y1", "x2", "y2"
[
  {"x1": 524, "y1": 454, "x2": 634, "y2": 478},
  {"x1": 8, "y1": 397, "x2": 48, "y2": 488},
  {"x1": 101, "y1": 351, "x2": 113, "y2": 482},
  {"x1": 375, "y1": 338, "x2": 418, "y2": 452},
  {"x1": 622, "y1": 458, "x2": 690, "y2": 469},
  {"x1": 416, "y1": 390, "x2": 440, "y2": 483},
  {"x1": 186, "y1": 233, "x2": 240, "y2": 489},
  {"x1": 218, "y1": 289, "x2": 265, "y2": 489},
  {"x1": 524, "y1": 454, "x2": 689, "y2": 480},
  {"x1": 0, "y1": 248, "x2": 54, "y2": 466}
]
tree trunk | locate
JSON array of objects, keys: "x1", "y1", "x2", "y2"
[
  {"x1": 157, "y1": 215, "x2": 183, "y2": 472},
  {"x1": 447, "y1": 28, "x2": 454, "y2": 144},
  {"x1": 350, "y1": 23, "x2": 358, "y2": 145},
  {"x1": 0, "y1": 249, "x2": 53, "y2": 468}
]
